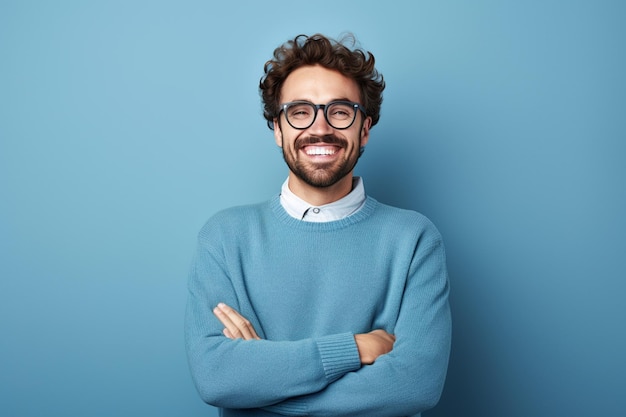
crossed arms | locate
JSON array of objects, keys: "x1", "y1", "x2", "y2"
[
  {"x1": 185, "y1": 234, "x2": 451, "y2": 416},
  {"x1": 213, "y1": 302, "x2": 396, "y2": 365}
]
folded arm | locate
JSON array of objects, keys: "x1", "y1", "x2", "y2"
[
  {"x1": 263, "y1": 239, "x2": 452, "y2": 416},
  {"x1": 185, "y1": 246, "x2": 363, "y2": 409}
]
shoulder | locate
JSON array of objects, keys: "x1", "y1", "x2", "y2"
[
  {"x1": 370, "y1": 198, "x2": 444, "y2": 244},
  {"x1": 372, "y1": 199, "x2": 434, "y2": 225},
  {"x1": 197, "y1": 200, "x2": 271, "y2": 241}
]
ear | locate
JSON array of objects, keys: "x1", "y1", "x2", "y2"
[
  {"x1": 273, "y1": 118, "x2": 283, "y2": 147},
  {"x1": 360, "y1": 116, "x2": 372, "y2": 147}
]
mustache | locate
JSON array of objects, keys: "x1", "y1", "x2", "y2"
[{"x1": 296, "y1": 135, "x2": 347, "y2": 148}]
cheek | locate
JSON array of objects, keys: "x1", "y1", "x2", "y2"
[{"x1": 283, "y1": 132, "x2": 304, "y2": 150}]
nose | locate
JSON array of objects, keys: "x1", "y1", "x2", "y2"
[{"x1": 308, "y1": 107, "x2": 334, "y2": 135}]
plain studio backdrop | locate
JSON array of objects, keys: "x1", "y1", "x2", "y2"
[{"x1": 1, "y1": 1, "x2": 624, "y2": 416}]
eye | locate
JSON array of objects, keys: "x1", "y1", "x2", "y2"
[
  {"x1": 288, "y1": 104, "x2": 313, "y2": 119},
  {"x1": 328, "y1": 104, "x2": 353, "y2": 119}
]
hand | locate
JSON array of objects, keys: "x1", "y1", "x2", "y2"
[
  {"x1": 213, "y1": 303, "x2": 261, "y2": 340},
  {"x1": 354, "y1": 329, "x2": 396, "y2": 365}
]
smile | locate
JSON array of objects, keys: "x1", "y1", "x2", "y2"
[{"x1": 303, "y1": 146, "x2": 339, "y2": 156}]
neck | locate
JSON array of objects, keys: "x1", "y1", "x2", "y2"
[{"x1": 287, "y1": 172, "x2": 354, "y2": 206}]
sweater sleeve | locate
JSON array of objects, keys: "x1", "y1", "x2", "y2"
[
  {"x1": 184, "y1": 240, "x2": 362, "y2": 409},
  {"x1": 263, "y1": 236, "x2": 452, "y2": 417}
]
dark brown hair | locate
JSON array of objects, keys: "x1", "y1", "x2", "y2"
[{"x1": 260, "y1": 33, "x2": 385, "y2": 129}]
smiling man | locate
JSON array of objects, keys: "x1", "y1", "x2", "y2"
[{"x1": 185, "y1": 33, "x2": 451, "y2": 417}]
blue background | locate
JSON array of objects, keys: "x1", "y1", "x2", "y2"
[{"x1": 1, "y1": 1, "x2": 624, "y2": 416}]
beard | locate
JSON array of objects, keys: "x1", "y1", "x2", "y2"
[{"x1": 281, "y1": 134, "x2": 361, "y2": 188}]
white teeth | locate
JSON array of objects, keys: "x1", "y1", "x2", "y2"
[{"x1": 305, "y1": 148, "x2": 336, "y2": 156}]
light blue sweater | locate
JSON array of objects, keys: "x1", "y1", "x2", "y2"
[{"x1": 185, "y1": 195, "x2": 451, "y2": 416}]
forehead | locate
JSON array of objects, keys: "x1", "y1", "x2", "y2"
[{"x1": 281, "y1": 65, "x2": 360, "y2": 103}]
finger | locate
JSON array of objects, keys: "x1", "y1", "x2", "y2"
[
  {"x1": 214, "y1": 303, "x2": 259, "y2": 340},
  {"x1": 218, "y1": 303, "x2": 257, "y2": 339},
  {"x1": 213, "y1": 305, "x2": 237, "y2": 337},
  {"x1": 374, "y1": 329, "x2": 396, "y2": 342}
]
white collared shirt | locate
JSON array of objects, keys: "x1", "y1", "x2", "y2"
[{"x1": 279, "y1": 177, "x2": 367, "y2": 222}]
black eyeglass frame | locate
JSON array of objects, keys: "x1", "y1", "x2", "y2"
[{"x1": 278, "y1": 100, "x2": 368, "y2": 130}]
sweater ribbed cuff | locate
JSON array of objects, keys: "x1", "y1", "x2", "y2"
[
  {"x1": 316, "y1": 332, "x2": 361, "y2": 383},
  {"x1": 263, "y1": 397, "x2": 309, "y2": 416}
]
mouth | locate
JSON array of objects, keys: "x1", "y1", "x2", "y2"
[{"x1": 302, "y1": 145, "x2": 340, "y2": 156}]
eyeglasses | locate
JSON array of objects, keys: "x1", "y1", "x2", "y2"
[{"x1": 279, "y1": 100, "x2": 367, "y2": 130}]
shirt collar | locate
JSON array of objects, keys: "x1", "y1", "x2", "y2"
[{"x1": 280, "y1": 177, "x2": 367, "y2": 222}]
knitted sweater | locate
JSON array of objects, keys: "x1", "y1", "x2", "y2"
[{"x1": 185, "y1": 195, "x2": 451, "y2": 417}]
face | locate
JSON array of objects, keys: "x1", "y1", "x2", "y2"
[{"x1": 273, "y1": 65, "x2": 371, "y2": 190}]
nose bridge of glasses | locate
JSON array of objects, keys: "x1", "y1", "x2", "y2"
[{"x1": 311, "y1": 104, "x2": 333, "y2": 129}]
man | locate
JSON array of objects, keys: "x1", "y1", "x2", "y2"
[{"x1": 185, "y1": 33, "x2": 451, "y2": 417}]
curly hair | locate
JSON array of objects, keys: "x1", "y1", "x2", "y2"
[{"x1": 259, "y1": 33, "x2": 385, "y2": 130}]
